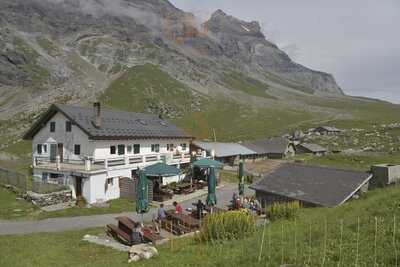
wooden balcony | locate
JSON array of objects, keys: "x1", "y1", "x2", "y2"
[{"x1": 34, "y1": 152, "x2": 192, "y2": 174}]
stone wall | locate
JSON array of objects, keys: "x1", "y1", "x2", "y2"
[{"x1": 24, "y1": 190, "x2": 73, "y2": 207}]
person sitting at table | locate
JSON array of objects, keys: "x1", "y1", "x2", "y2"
[
  {"x1": 131, "y1": 222, "x2": 144, "y2": 244},
  {"x1": 173, "y1": 201, "x2": 183, "y2": 214}
]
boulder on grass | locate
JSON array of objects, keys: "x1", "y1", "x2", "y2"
[{"x1": 128, "y1": 244, "x2": 158, "y2": 263}]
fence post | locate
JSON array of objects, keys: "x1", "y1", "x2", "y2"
[
  {"x1": 258, "y1": 218, "x2": 267, "y2": 263},
  {"x1": 56, "y1": 155, "x2": 61, "y2": 170},
  {"x1": 394, "y1": 216, "x2": 398, "y2": 267},
  {"x1": 356, "y1": 217, "x2": 360, "y2": 267},
  {"x1": 374, "y1": 217, "x2": 378, "y2": 267},
  {"x1": 338, "y1": 219, "x2": 343, "y2": 267}
]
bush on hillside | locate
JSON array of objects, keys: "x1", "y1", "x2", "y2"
[
  {"x1": 267, "y1": 201, "x2": 300, "y2": 221},
  {"x1": 198, "y1": 209, "x2": 256, "y2": 241}
]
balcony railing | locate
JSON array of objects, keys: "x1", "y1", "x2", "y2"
[{"x1": 34, "y1": 153, "x2": 191, "y2": 172}]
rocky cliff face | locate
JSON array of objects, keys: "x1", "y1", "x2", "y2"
[
  {"x1": 0, "y1": 0, "x2": 343, "y2": 120},
  {"x1": 203, "y1": 10, "x2": 343, "y2": 95}
]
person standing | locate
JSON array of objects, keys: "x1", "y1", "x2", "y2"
[
  {"x1": 195, "y1": 199, "x2": 205, "y2": 220},
  {"x1": 153, "y1": 203, "x2": 166, "y2": 234}
]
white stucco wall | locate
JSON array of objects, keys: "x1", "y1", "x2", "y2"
[
  {"x1": 32, "y1": 112, "x2": 93, "y2": 161},
  {"x1": 85, "y1": 173, "x2": 120, "y2": 204},
  {"x1": 92, "y1": 139, "x2": 189, "y2": 160}
]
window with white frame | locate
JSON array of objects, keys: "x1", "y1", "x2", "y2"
[
  {"x1": 151, "y1": 144, "x2": 160, "y2": 153},
  {"x1": 180, "y1": 143, "x2": 187, "y2": 151},
  {"x1": 133, "y1": 144, "x2": 140, "y2": 154},
  {"x1": 37, "y1": 144, "x2": 43, "y2": 155},
  {"x1": 117, "y1": 144, "x2": 125, "y2": 155},
  {"x1": 127, "y1": 145, "x2": 133, "y2": 154},
  {"x1": 167, "y1": 143, "x2": 174, "y2": 152}
]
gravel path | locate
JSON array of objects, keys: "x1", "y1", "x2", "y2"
[{"x1": 0, "y1": 184, "x2": 252, "y2": 235}]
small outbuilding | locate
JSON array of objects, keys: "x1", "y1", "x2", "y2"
[
  {"x1": 242, "y1": 137, "x2": 295, "y2": 160},
  {"x1": 312, "y1": 126, "x2": 343, "y2": 135},
  {"x1": 250, "y1": 163, "x2": 372, "y2": 207},
  {"x1": 296, "y1": 143, "x2": 328, "y2": 156},
  {"x1": 371, "y1": 164, "x2": 400, "y2": 187},
  {"x1": 191, "y1": 141, "x2": 256, "y2": 166}
]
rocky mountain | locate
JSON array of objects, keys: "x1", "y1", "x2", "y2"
[{"x1": 3, "y1": 0, "x2": 392, "y2": 146}]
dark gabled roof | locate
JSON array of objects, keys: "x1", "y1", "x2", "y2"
[
  {"x1": 315, "y1": 126, "x2": 342, "y2": 132},
  {"x1": 23, "y1": 104, "x2": 192, "y2": 140},
  {"x1": 250, "y1": 163, "x2": 372, "y2": 207},
  {"x1": 297, "y1": 143, "x2": 327, "y2": 153},
  {"x1": 242, "y1": 137, "x2": 291, "y2": 155}
]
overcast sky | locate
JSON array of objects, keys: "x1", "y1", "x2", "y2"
[{"x1": 170, "y1": 0, "x2": 400, "y2": 103}]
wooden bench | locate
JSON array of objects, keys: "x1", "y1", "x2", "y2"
[
  {"x1": 161, "y1": 219, "x2": 190, "y2": 235},
  {"x1": 142, "y1": 227, "x2": 163, "y2": 244},
  {"x1": 106, "y1": 224, "x2": 132, "y2": 245}
]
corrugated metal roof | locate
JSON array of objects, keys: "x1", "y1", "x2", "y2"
[
  {"x1": 192, "y1": 141, "x2": 256, "y2": 157},
  {"x1": 250, "y1": 163, "x2": 372, "y2": 207},
  {"x1": 24, "y1": 104, "x2": 192, "y2": 140}
]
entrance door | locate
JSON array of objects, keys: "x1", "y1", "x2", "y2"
[
  {"x1": 75, "y1": 177, "x2": 82, "y2": 197},
  {"x1": 50, "y1": 144, "x2": 57, "y2": 162},
  {"x1": 57, "y1": 143, "x2": 64, "y2": 162}
]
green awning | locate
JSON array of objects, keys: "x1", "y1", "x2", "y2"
[
  {"x1": 143, "y1": 162, "x2": 180, "y2": 177},
  {"x1": 192, "y1": 158, "x2": 223, "y2": 168}
]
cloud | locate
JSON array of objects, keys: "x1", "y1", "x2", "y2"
[{"x1": 170, "y1": 0, "x2": 400, "y2": 103}]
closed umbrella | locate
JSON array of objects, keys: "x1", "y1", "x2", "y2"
[
  {"x1": 238, "y1": 161, "x2": 245, "y2": 196},
  {"x1": 206, "y1": 167, "x2": 217, "y2": 207},
  {"x1": 136, "y1": 170, "x2": 149, "y2": 216}
]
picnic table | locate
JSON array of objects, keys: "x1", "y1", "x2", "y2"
[
  {"x1": 166, "y1": 210, "x2": 200, "y2": 229},
  {"x1": 106, "y1": 216, "x2": 162, "y2": 245},
  {"x1": 172, "y1": 182, "x2": 194, "y2": 194}
]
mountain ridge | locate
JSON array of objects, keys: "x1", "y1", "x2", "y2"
[{"x1": 1, "y1": 0, "x2": 399, "y2": 147}]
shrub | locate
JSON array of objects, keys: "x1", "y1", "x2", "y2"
[
  {"x1": 198, "y1": 209, "x2": 256, "y2": 241},
  {"x1": 266, "y1": 201, "x2": 300, "y2": 221}
]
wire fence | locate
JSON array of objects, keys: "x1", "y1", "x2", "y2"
[
  {"x1": 256, "y1": 216, "x2": 399, "y2": 266},
  {"x1": 0, "y1": 166, "x2": 27, "y2": 192}
]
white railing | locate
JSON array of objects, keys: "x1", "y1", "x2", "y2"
[{"x1": 34, "y1": 152, "x2": 191, "y2": 172}]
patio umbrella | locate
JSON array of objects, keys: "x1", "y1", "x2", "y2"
[
  {"x1": 238, "y1": 161, "x2": 245, "y2": 196},
  {"x1": 136, "y1": 170, "x2": 149, "y2": 216},
  {"x1": 192, "y1": 158, "x2": 223, "y2": 169},
  {"x1": 143, "y1": 162, "x2": 180, "y2": 177},
  {"x1": 206, "y1": 167, "x2": 217, "y2": 207}
]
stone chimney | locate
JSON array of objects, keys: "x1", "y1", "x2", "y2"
[{"x1": 93, "y1": 102, "x2": 101, "y2": 128}]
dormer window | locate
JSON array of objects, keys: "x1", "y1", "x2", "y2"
[{"x1": 50, "y1": 122, "x2": 56, "y2": 132}]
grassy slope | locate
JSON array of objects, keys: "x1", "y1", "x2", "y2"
[
  {"x1": 294, "y1": 153, "x2": 400, "y2": 171},
  {"x1": 0, "y1": 188, "x2": 136, "y2": 220},
  {"x1": 101, "y1": 64, "x2": 314, "y2": 141},
  {"x1": 0, "y1": 187, "x2": 38, "y2": 220},
  {"x1": 223, "y1": 72, "x2": 276, "y2": 99},
  {"x1": 1, "y1": 186, "x2": 399, "y2": 266}
]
